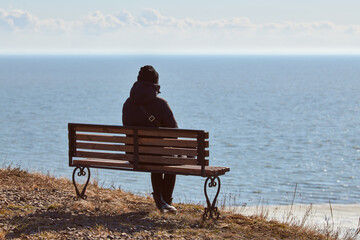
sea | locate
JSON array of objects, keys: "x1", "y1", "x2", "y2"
[{"x1": 0, "y1": 54, "x2": 359, "y2": 206}]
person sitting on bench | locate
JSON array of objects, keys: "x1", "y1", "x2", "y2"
[{"x1": 122, "y1": 65, "x2": 178, "y2": 213}]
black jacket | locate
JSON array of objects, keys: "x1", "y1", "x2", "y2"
[{"x1": 122, "y1": 81, "x2": 178, "y2": 128}]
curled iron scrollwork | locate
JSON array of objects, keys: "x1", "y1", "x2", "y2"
[
  {"x1": 72, "y1": 167, "x2": 90, "y2": 200},
  {"x1": 203, "y1": 175, "x2": 221, "y2": 220}
]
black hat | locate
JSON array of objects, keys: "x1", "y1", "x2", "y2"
[{"x1": 137, "y1": 65, "x2": 159, "y2": 84}]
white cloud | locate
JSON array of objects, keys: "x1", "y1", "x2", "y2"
[
  {"x1": 0, "y1": 8, "x2": 358, "y2": 35},
  {"x1": 0, "y1": 9, "x2": 70, "y2": 33},
  {"x1": 206, "y1": 17, "x2": 253, "y2": 30},
  {"x1": 135, "y1": 9, "x2": 254, "y2": 30},
  {"x1": 138, "y1": 9, "x2": 190, "y2": 29},
  {"x1": 310, "y1": 21, "x2": 335, "y2": 31},
  {"x1": 0, "y1": 8, "x2": 359, "y2": 53},
  {"x1": 345, "y1": 26, "x2": 360, "y2": 35},
  {"x1": 259, "y1": 21, "x2": 342, "y2": 34},
  {"x1": 115, "y1": 10, "x2": 137, "y2": 25},
  {"x1": 0, "y1": 9, "x2": 37, "y2": 31},
  {"x1": 82, "y1": 11, "x2": 126, "y2": 32},
  {"x1": 139, "y1": 9, "x2": 161, "y2": 25}
]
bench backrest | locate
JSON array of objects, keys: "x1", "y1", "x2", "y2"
[{"x1": 68, "y1": 123, "x2": 209, "y2": 175}]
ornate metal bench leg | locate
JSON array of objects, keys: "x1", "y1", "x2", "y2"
[
  {"x1": 72, "y1": 167, "x2": 91, "y2": 200},
  {"x1": 203, "y1": 175, "x2": 221, "y2": 220}
]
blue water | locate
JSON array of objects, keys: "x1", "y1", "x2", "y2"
[{"x1": 1, "y1": 55, "x2": 359, "y2": 206}]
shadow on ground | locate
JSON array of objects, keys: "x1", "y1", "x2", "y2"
[{"x1": 6, "y1": 208, "x2": 178, "y2": 238}]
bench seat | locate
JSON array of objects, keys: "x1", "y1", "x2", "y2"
[{"x1": 73, "y1": 158, "x2": 230, "y2": 177}]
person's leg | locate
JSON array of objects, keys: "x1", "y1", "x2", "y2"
[
  {"x1": 151, "y1": 173, "x2": 165, "y2": 209},
  {"x1": 151, "y1": 173, "x2": 163, "y2": 195},
  {"x1": 151, "y1": 173, "x2": 177, "y2": 213},
  {"x1": 162, "y1": 174, "x2": 176, "y2": 205}
]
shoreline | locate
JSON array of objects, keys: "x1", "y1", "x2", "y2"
[{"x1": 229, "y1": 203, "x2": 360, "y2": 234}]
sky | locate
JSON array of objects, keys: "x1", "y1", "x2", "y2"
[{"x1": 1, "y1": 0, "x2": 360, "y2": 54}]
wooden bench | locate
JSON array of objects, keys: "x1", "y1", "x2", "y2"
[{"x1": 68, "y1": 123, "x2": 230, "y2": 219}]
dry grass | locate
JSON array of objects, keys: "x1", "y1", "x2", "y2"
[
  {"x1": 0, "y1": 166, "x2": 358, "y2": 239},
  {"x1": 221, "y1": 194, "x2": 359, "y2": 240}
]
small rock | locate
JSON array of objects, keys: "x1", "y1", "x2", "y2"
[{"x1": 120, "y1": 233, "x2": 128, "y2": 237}]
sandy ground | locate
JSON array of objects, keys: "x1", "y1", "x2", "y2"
[{"x1": 229, "y1": 204, "x2": 360, "y2": 236}]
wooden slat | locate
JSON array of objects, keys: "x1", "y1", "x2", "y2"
[
  {"x1": 75, "y1": 124, "x2": 207, "y2": 139},
  {"x1": 138, "y1": 129, "x2": 203, "y2": 138},
  {"x1": 76, "y1": 134, "x2": 209, "y2": 148},
  {"x1": 77, "y1": 142, "x2": 129, "y2": 152},
  {"x1": 138, "y1": 155, "x2": 198, "y2": 165},
  {"x1": 140, "y1": 156, "x2": 208, "y2": 166},
  {"x1": 73, "y1": 159, "x2": 133, "y2": 168},
  {"x1": 138, "y1": 164, "x2": 229, "y2": 176},
  {"x1": 76, "y1": 142, "x2": 208, "y2": 157},
  {"x1": 140, "y1": 138, "x2": 209, "y2": 148},
  {"x1": 76, "y1": 151, "x2": 131, "y2": 161},
  {"x1": 138, "y1": 146, "x2": 198, "y2": 156},
  {"x1": 139, "y1": 137, "x2": 197, "y2": 148},
  {"x1": 72, "y1": 158, "x2": 229, "y2": 176},
  {"x1": 77, "y1": 134, "x2": 133, "y2": 144},
  {"x1": 76, "y1": 125, "x2": 133, "y2": 134},
  {"x1": 75, "y1": 151, "x2": 204, "y2": 165}
]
